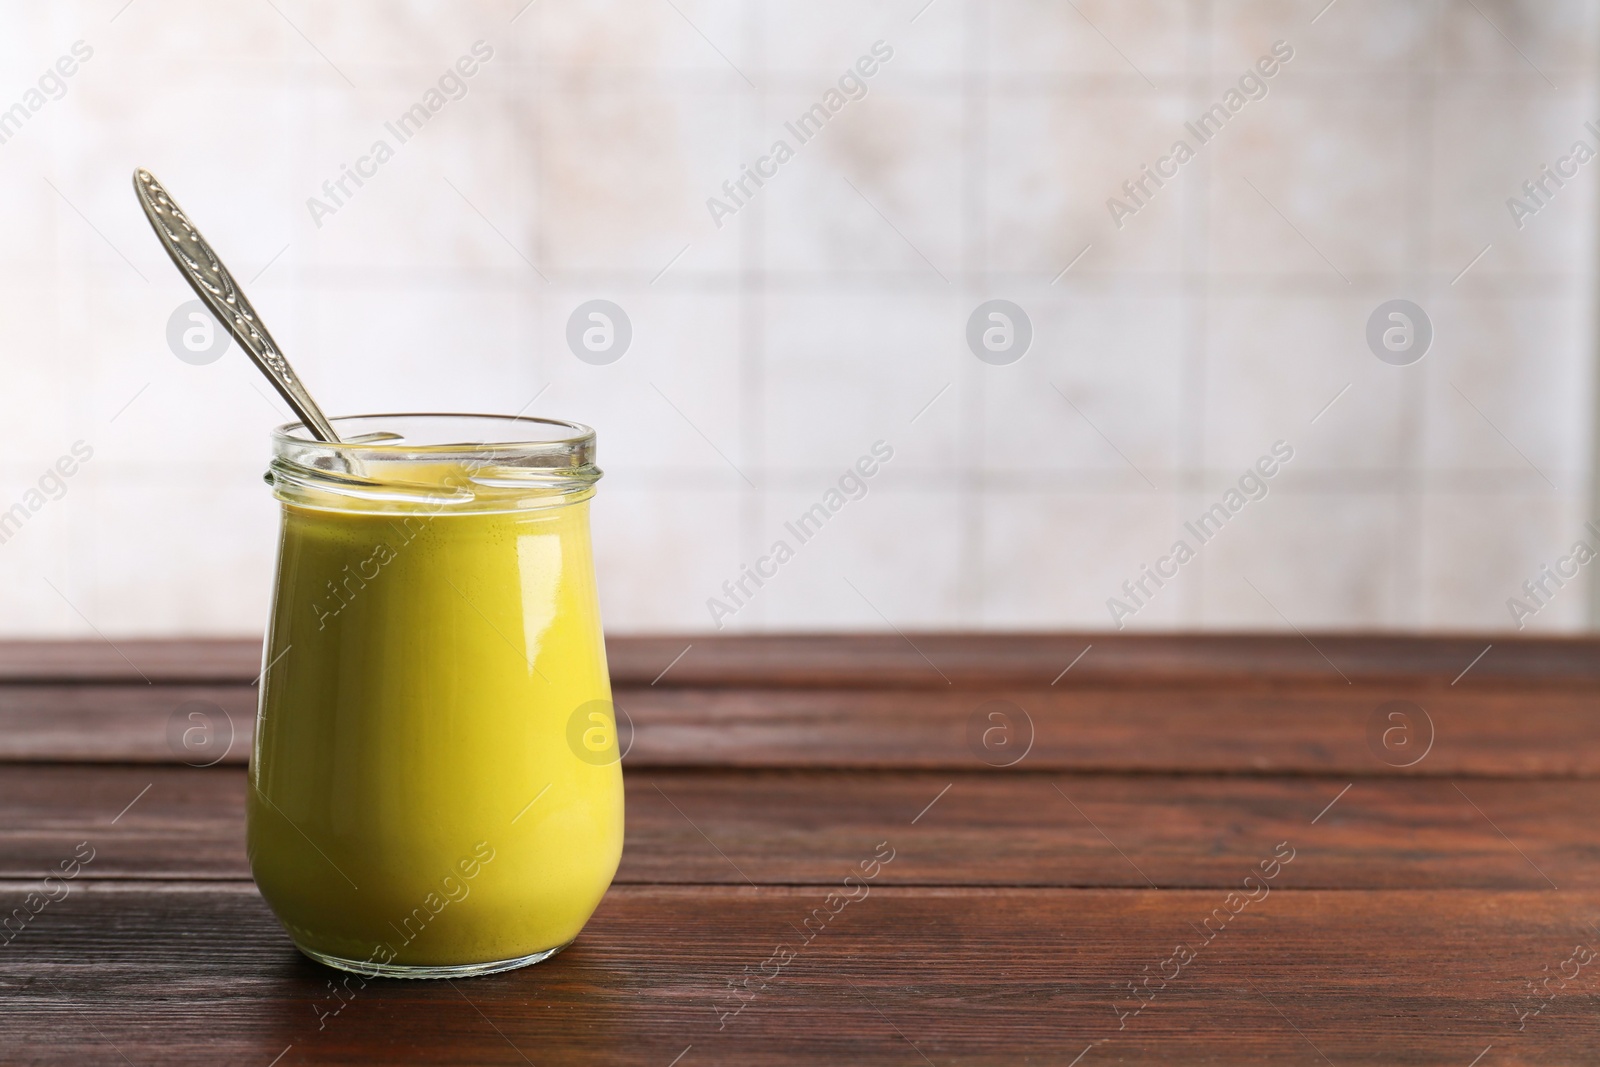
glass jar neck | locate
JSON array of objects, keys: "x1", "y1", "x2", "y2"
[{"x1": 269, "y1": 413, "x2": 602, "y2": 515}]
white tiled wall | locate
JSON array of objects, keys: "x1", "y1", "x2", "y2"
[{"x1": 1, "y1": 0, "x2": 1596, "y2": 636}]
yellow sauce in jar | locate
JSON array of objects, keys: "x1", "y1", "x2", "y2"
[{"x1": 247, "y1": 455, "x2": 622, "y2": 974}]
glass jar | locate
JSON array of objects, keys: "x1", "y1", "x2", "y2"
[{"x1": 247, "y1": 414, "x2": 623, "y2": 978}]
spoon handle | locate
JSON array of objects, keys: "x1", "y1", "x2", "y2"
[{"x1": 132, "y1": 168, "x2": 340, "y2": 443}]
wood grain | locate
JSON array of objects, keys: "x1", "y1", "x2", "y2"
[
  {"x1": 0, "y1": 685, "x2": 258, "y2": 763},
  {"x1": 6, "y1": 635, "x2": 1596, "y2": 1066},
  {"x1": 0, "y1": 633, "x2": 1594, "y2": 688},
  {"x1": 0, "y1": 640, "x2": 262, "y2": 684},
  {"x1": 611, "y1": 685, "x2": 1600, "y2": 775},
  {"x1": 6, "y1": 682, "x2": 1599, "y2": 776},
  {"x1": 600, "y1": 632, "x2": 1600, "y2": 692},
  {"x1": 2, "y1": 764, "x2": 1591, "y2": 890},
  {"x1": 0, "y1": 882, "x2": 1595, "y2": 1065}
]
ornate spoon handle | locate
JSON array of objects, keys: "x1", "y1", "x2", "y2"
[{"x1": 132, "y1": 168, "x2": 340, "y2": 443}]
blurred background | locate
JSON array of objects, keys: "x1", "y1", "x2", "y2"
[{"x1": 1, "y1": 0, "x2": 1597, "y2": 636}]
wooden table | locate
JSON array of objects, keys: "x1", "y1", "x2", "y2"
[{"x1": 3, "y1": 634, "x2": 1599, "y2": 1065}]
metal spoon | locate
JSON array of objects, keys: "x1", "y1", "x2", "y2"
[{"x1": 131, "y1": 168, "x2": 340, "y2": 443}]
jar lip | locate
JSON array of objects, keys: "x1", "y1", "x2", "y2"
[
  {"x1": 272, "y1": 412, "x2": 596, "y2": 455},
  {"x1": 269, "y1": 413, "x2": 601, "y2": 506}
]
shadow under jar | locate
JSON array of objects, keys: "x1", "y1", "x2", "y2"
[{"x1": 247, "y1": 414, "x2": 623, "y2": 978}]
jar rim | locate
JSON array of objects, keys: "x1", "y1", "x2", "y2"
[
  {"x1": 269, "y1": 412, "x2": 602, "y2": 508},
  {"x1": 273, "y1": 412, "x2": 596, "y2": 455}
]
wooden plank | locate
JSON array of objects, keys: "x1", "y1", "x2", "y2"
[
  {"x1": 0, "y1": 634, "x2": 1594, "y2": 689},
  {"x1": 604, "y1": 633, "x2": 1600, "y2": 691},
  {"x1": 614, "y1": 685, "x2": 1600, "y2": 775},
  {"x1": 0, "y1": 882, "x2": 1595, "y2": 1064},
  {"x1": 4, "y1": 764, "x2": 1595, "y2": 890},
  {"x1": 0, "y1": 640, "x2": 262, "y2": 684},
  {"x1": 0, "y1": 685, "x2": 258, "y2": 764},
  {"x1": 7, "y1": 682, "x2": 1599, "y2": 776}
]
